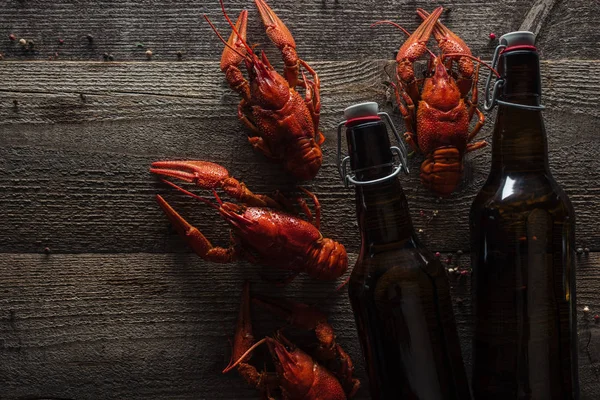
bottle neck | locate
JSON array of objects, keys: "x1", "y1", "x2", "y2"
[
  {"x1": 355, "y1": 177, "x2": 416, "y2": 247},
  {"x1": 491, "y1": 49, "x2": 549, "y2": 173},
  {"x1": 346, "y1": 119, "x2": 416, "y2": 249}
]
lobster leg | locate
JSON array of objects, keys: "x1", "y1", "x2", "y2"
[
  {"x1": 248, "y1": 137, "x2": 280, "y2": 161},
  {"x1": 467, "y1": 63, "x2": 486, "y2": 143},
  {"x1": 298, "y1": 60, "x2": 322, "y2": 135},
  {"x1": 150, "y1": 161, "x2": 281, "y2": 208},
  {"x1": 253, "y1": 294, "x2": 359, "y2": 397},
  {"x1": 156, "y1": 195, "x2": 237, "y2": 262},
  {"x1": 466, "y1": 140, "x2": 487, "y2": 153},
  {"x1": 238, "y1": 99, "x2": 261, "y2": 136},
  {"x1": 392, "y1": 81, "x2": 419, "y2": 153},
  {"x1": 254, "y1": 0, "x2": 299, "y2": 88}
]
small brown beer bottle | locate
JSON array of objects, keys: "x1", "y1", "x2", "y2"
[
  {"x1": 338, "y1": 103, "x2": 471, "y2": 400},
  {"x1": 470, "y1": 31, "x2": 579, "y2": 399}
]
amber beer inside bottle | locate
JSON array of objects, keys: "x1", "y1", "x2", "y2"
[
  {"x1": 342, "y1": 103, "x2": 470, "y2": 400},
  {"x1": 471, "y1": 32, "x2": 578, "y2": 399}
]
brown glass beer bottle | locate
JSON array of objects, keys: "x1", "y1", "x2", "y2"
[
  {"x1": 470, "y1": 32, "x2": 579, "y2": 399},
  {"x1": 338, "y1": 103, "x2": 471, "y2": 400}
]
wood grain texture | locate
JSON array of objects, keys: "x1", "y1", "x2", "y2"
[
  {"x1": 0, "y1": 0, "x2": 594, "y2": 62},
  {"x1": 519, "y1": 0, "x2": 558, "y2": 36},
  {"x1": 0, "y1": 60, "x2": 598, "y2": 254},
  {"x1": 1, "y1": 60, "x2": 599, "y2": 124},
  {"x1": 536, "y1": 0, "x2": 600, "y2": 59},
  {"x1": 0, "y1": 253, "x2": 598, "y2": 399}
]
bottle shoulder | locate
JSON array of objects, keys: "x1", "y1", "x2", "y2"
[
  {"x1": 471, "y1": 172, "x2": 574, "y2": 218},
  {"x1": 349, "y1": 246, "x2": 446, "y2": 289}
]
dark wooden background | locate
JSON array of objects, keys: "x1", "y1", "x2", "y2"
[{"x1": 1, "y1": 0, "x2": 598, "y2": 398}]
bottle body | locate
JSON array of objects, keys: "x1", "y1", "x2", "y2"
[
  {"x1": 349, "y1": 227, "x2": 470, "y2": 400},
  {"x1": 341, "y1": 114, "x2": 470, "y2": 400},
  {"x1": 470, "y1": 171, "x2": 577, "y2": 400},
  {"x1": 470, "y1": 35, "x2": 578, "y2": 399}
]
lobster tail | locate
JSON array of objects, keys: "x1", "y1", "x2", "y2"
[
  {"x1": 285, "y1": 137, "x2": 323, "y2": 181},
  {"x1": 306, "y1": 238, "x2": 348, "y2": 280},
  {"x1": 420, "y1": 147, "x2": 463, "y2": 197}
]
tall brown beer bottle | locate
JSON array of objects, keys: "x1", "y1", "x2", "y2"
[
  {"x1": 470, "y1": 32, "x2": 578, "y2": 399},
  {"x1": 338, "y1": 103, "x2": 471, "y2": 400}
]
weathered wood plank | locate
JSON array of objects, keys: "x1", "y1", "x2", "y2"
[
  {"x1": 1, "y1": 60, "x2": 598, "y2": 124},
  {"x1": 0, "y1": 61, "x2": 598, "y2": 254},
  {"x1": 536, "y1": 0, "x2": 600, "y2": 59},
  {"x1": 0, "y1": 60, "x2": 384, "y2": 125},
  {"x1": 0, "y1": 0, "x2": 538, "y2": 62},
  {"x1": 519, "y1": 0, "x2": 558, "y2": 37},
  {"x1": 0, "y1": 253, "x2": 598, "y2": 399}
]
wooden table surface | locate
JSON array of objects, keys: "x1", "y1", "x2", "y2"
[{"x1": 1, "y1": 0, "x2": 599, "y2": 399}]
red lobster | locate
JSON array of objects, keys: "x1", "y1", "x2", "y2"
[
  {"x1": 205, "y1": 0, "x2": 324, "y2": 181},
  {"x1": 376, "y1": 7, "x2": 499, "y2": 196},
  {"x1": 150, "y1": 160, "x2": 348, "y2": 281},
  {"x1": 223, "y1": 282, "x2": 359, "y2": 399}
]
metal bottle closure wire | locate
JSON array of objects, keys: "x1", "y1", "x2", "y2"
[
  {"x1": 484, "y1": 43, "x2": 545, "y2": 112},
  {"x1": 337, "y1": 109, "x2": 409, "y2": 188}
]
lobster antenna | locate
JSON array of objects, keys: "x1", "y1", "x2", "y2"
[
  {"x1": 442, "y1": 53, "x2": 501, "y2": 78},
  {"x1": 371, "y1": 20, "x2": 437, "y2": 59},
  {"x1": 160, "y1": 179, "x2": 221, "y2": 211},
  {"x1": 203, "y1": 14, "x2": 251, "y2": 62},
  {"x1": 370, "y1": 20, "x2": 411, "y2": 37},
  {"x1": 218, "y1": 0, "x2": 254, "y2": 55},
  {"x1": 222, "y1": 337, "x2": 268, "y2": 373}
]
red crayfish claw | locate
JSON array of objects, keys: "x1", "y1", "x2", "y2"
[
  {"x1": 150, "y1": 160, "x2": 280, "y2": 208},
  {"x1": 254, "y1": 0, "x2": 299, "y2": 88},
  {"x1": 416, "y1": 8, "x2": 474, "y2": 97},
  {"x1": 395, "y1": 6, "x2": 443, "y2": 101},
  {"x1": 223, "y1": 281, "x2": 278, "y2": 394}
]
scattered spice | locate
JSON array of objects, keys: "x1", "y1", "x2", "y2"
[
  {"x1": 108, "y1": 54, "x2": 114, "y2": 61},
  {"x1": 44, "y1": 247, "x2": 51, "y2": 254},
  {"x1": 86, "y1": 34, "x2": 94, "y2": 42},
  {"x1": 9, "y1": 34, "x2": 16, "y2": 41},
  {"x1": 176, "y1": 51, "x2": 183, "y2": 60},
  {"x1": 59, "y1": 38, "x2": 65, "y2": 45},
  {"x1": 576, "y1": 247, "x2": 583, "y2": 254},
  {"x1": 583, "y1": 306, "x2": 590, "y2": 313},
  {"x1": 19, "y1": 38, "x2": 27, "y2": 47},
  {"x1": 489, "y1": 33, "x2": 497, "y2": 40},
  {"x1": 145, "y1": 49, "x2": 153, "y2": 59}
]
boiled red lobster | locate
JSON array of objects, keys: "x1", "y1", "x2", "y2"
[
  {"x1": 205, "y1": 0, "x2": 323, "y2": 181},
  {"x1": 376, "y1": 7, "x2": 499, "y2": 196},
  {"x1": 150, "y1": 161, "x2": 347, "y2": 281},
  {"x1": 223, "y1": 282, "x2": 359, "y2": 399}
]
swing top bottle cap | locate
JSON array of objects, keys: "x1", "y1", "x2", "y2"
[
  {"x1": 500, "y1": 31, "x2": 535, "y2": 47},
  {"x1": 344, "y1": 102, "x2": 379, "y2": 120}
]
